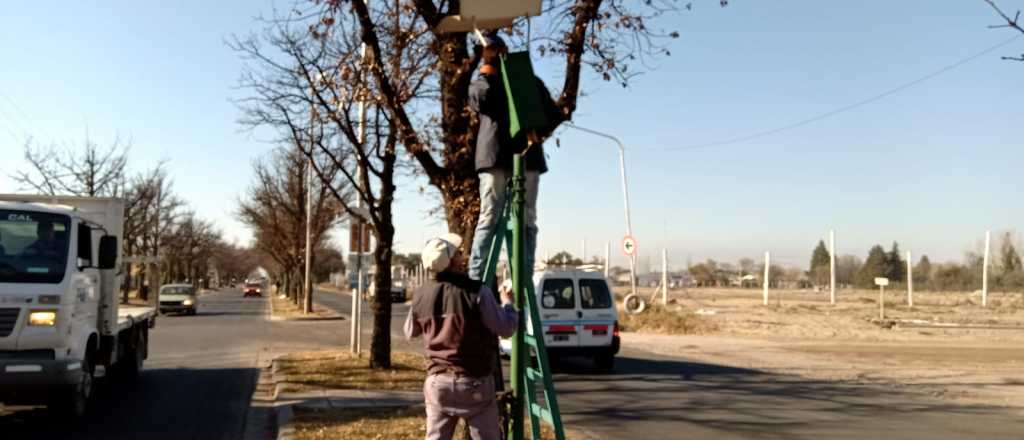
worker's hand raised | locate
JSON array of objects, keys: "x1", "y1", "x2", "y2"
[{"x1": 500, "y1": 280, "x2": 514, "y2": 305}]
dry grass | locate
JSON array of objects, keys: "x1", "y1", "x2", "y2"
[
  {"x1": 293, "y1": 407, "x2": 570, "y2": 440},
  {"x1": 618, "y1": 304, "x2": 717, "y2": 335},
  {"x1": 293, "y1": 406, "x2": 424, "y2": 440},
  {"x1": 276, "y1": 351, "x2": 426, "y2": 392}
]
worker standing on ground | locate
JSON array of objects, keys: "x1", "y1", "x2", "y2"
[
  {"x1": 405, "y1": 233, "x2": 519, "y2": 440},
  {"x1": 466, "y1": 33, "x2": 564, "y2": 281}
]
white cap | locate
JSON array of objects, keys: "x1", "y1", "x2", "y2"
[{"x1": 421, "y1": 233, "x2": 464, "y2": 273}]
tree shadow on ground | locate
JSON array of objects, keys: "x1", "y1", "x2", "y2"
[{"x1": 0, "y1": 367, "x2": 260, "y2": 440}]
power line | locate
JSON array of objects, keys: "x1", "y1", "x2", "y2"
[
  {"x1": 0, "y1": 92, "x2": 31, "y2": 144},
  {"x1": 636, "y1": 35, "x2": 1022, "y2": 152}
]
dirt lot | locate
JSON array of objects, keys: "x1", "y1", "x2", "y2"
[
  {"x1": 615, "y1": 287, "x2": 1024, "y2": 411},
  {"x1": 617, "y1": 286, "x2": 1024, "y2": 341}
]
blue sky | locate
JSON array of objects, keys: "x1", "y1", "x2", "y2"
[{"x1": 1, "y1": 1, "x2": 1021, "y2": 271}]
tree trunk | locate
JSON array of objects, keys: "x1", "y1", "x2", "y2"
[
  {"x1": 440, "y1": 171, "x2": 481, "y2": 245},
  {"x1": 369, "y1": 222, "x2": 394, "y2": 369},
  {"x1": 122, "y1": 263, "x2": 132, "y2": 304}
]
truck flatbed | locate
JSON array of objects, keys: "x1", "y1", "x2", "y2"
[{"x1": 117, "y1": 306, "x2": 157, "y2": 332}]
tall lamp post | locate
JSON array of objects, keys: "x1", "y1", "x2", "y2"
[{"x1": 565, "y1": 122, "x2": 637, "y2": 301}]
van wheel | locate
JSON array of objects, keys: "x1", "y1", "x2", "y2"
[
  {"x1": 594, "y1": 353, "x2": 615, "y2": 373},
  {"x1": 50, "y1": 353, "x2": 93, "y2": 418}
]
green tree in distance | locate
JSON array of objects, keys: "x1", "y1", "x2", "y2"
[
  {"x1": 809, "y1": 240, "x2": 831, "y2": 287},
  {"x1": 857, "y1": 245, "x2": 888, "y2": 288},
  {"x1": 885, "y1": 242, "x2": 905, "y2": 283},
  {"x1": 914, "y1": 255, "x2": 932, "y2": 290}
]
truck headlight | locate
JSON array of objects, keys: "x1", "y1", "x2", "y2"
[
  {"x1": 183, "y1": 299, "x2": 194, "y2": 306},
  {"x1": 28, "y1": 310, "x2": 57, "y2": 326}
]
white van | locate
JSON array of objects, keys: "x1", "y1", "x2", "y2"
[{"x1": 501, "y1": 266, "x2": 620, "y2": 371}]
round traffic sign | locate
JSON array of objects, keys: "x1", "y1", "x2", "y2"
[{"x1": 621, "y1": 235, "x2": 637, "y2": 256}]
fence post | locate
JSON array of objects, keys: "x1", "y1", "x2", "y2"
[{"x1": 879, "y1": 284, "x2": 885, "y2": 320}]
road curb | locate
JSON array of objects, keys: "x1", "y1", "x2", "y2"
[
  {"x1": 270, "y1": 358, "x2": 288, "y2": 400},
  {"x1": 275, "y1": 404, "x2": 295, "y2": 440}
]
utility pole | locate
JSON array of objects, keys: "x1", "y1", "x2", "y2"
[
  {"x1": 604, "y1": 241, "x2": 610, "y2": 278},
  {"x1": 153, "y1": 185, "x2": 162, "y2": 306},
  {"x1": 829, "y1": 229, "x2": 836, "y2": 305},
  {"x1": 581, "y1": 238, "x2": 586, "y2": 264},
  {"x1": 763, "y1": 251, "x2": 770, "y2": 307},
  {"x1": 350, "y1": 41, "x2": 370, "y2": 353},
  {"x1": 303, "y1": 102, "x2": 315, "y2": 314},
  {"x1": 983, "y1": 230, "x2": 990, "y2": 308},
  {"x1": 661, "y1": 248, "x2": 668, "y2": 306}
]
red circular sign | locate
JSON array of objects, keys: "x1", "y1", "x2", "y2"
[{"x1": 621, "y1": 235, "x2": 637, "y2": 256}]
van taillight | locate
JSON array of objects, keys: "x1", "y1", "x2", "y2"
[{"x1": 613, "y1": 321, "x2": 620, "y2": 337}]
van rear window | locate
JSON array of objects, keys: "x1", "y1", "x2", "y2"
[
  {"x1": 580, "y1": 279, "x2": 613, "y2": 309},
  {"x1": 541, "y1": 279, "x2": 575, "y2": 309}
]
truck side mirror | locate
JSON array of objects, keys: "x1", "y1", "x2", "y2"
[
  {"x1": 77, "y1": 223, "x2": 93, "y2": 268},
  {"x1": 98, "y1": 235, "x2": 118, "y2": 270}
]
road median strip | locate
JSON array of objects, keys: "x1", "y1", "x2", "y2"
[
  {"x1": 269, "y1": 293, "x2": 344, "y2": 321},
  {"x1": 268, "y1": 350, "x2": 423, "y2": 440}
]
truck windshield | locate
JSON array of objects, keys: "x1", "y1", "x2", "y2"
[{"x1": 0, "y1": 210, "x2": 71, "y2": 284}]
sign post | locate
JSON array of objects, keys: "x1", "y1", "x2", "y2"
[
  {"x1": 622, "y1": 235, "x2": 638, "y2": 302},
  {"x1": 875, "y1": 277, "x2": 889, "y2": 320}
]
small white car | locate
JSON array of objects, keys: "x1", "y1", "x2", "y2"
[
  {"x1": 159, "y1": 283, "x2": 199, "y2": 315},
  {"x1": 500, "y1": 267, "x2": 620, "y2": 371}
]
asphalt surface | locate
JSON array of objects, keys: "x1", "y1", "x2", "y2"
[
  {"x1": 0, "y1": 288, "x2": 360, "y2": 439},
  {"x1": 3, "y1": 287, "x2": 1023, "y2": 439}
]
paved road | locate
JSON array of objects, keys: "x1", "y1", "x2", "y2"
[
  {"x1": 0, "y1": 288, "x2": 356, "y2": 440},
  {"x1": 4, "y1": 287, "x2": 1023, "y2": 439}
]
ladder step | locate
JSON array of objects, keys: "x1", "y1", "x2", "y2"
[
  {"x1": 525, "y1": 367, "x2": 544, "y2": 381},
  {"x1": 529, "y1": 403, "x2": 554, "y2": 423},
  {"x1": 524, "y1": 335, "x2": 539, "y2": 348}
]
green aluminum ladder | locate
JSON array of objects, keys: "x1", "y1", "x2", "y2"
[{"x1": 481, "y1": 154, "x2": 566, "y2": 440}]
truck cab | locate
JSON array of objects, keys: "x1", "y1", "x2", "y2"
[{"x1": 0, "y1": 196, "x2": 154, "y2": 416}]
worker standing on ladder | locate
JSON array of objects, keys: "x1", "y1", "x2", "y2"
[
  {"x1": 405, "y1": 233, "x2": 519, "y2": 440},
  {"x1": 466, "y1": 32, "x2": 564, "y2": 282}
]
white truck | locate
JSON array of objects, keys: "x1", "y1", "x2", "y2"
[{"x1": 0, "y1": 194, "x2": 155, "y2": 416}]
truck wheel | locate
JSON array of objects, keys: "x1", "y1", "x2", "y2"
[
  {"x1": 594, "y1": 353, "x2": 615, "y2": 373},
  {"x1": 116, "y1": 328, "x2": 146, "y2": 380},
  {"x1": 50, "y1": 354, "x2": 93, "y2": 418}
]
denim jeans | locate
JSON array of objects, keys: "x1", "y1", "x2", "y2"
[{"x1": 468, "y1": 168, "x2": 539, "y2": 281}]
